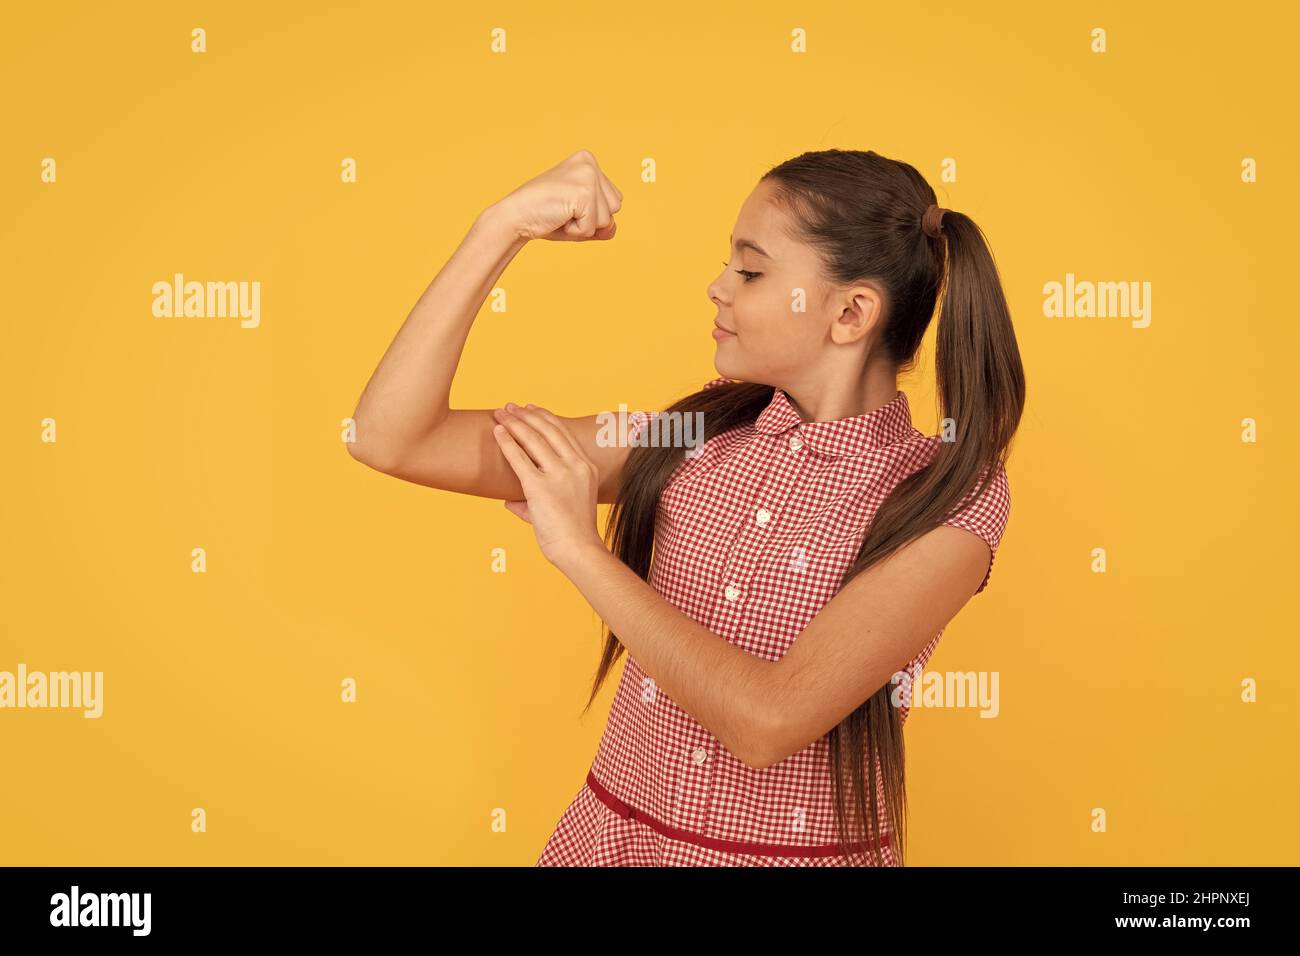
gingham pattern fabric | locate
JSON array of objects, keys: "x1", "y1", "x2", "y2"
[{"x1": 538, "y1": 378, "x2": 1010, "y2": 866}]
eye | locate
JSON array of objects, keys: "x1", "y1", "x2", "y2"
[{"x1": 722, "y1": 261, "x2": 761, "y2": 282}]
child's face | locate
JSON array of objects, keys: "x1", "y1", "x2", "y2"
[{"x1": 706, "y1": 177, "x2": 886, "y2": 388}]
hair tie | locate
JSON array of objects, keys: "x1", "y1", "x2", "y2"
[{"x1": 921, "y1": 204, "x2": 947, "y2": 239}]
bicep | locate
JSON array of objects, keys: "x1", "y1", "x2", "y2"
[
  {"x1": 356, "y1": 407, "x2": 634, "y2": 504},
  {"x1": 763, "y1": 525, "x2": 991, "y2": 764}
]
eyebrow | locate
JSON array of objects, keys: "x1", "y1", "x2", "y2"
[{"x1": 729, "y1": 233, "x2": 772, "y2": 259}]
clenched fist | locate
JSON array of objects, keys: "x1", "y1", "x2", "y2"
[{"x1": 490, "y1": 149, "x2": 624, "y2": 242}]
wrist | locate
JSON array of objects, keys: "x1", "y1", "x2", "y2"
[
  {"x1": 475, "y1": 200, "x2": 528, "y2": 245},
  {"x1": 551, "y1": 537, "x2": 609, "y2": 575}
]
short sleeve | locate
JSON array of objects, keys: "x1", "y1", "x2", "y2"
[{"x1": 941, "y1": 462, "x2": 1010, "y2": 595}]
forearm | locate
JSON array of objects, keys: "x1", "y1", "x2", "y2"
[
  {"x1": 350, "y1": 203, "x2": 528, "y2": 463},
  {"x1": 556, "y1": 543, "x2": 780, "y2": 769}
]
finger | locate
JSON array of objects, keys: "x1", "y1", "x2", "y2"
[
  {"x1": 564, "y1": 189, "x2": 597, "y2": 238},
  {"x1": 596, "y1": 167, "x2": 622, "y2": 210},
  {"x1": 504, "y1": 404, "x2": 575, "y2": 466},
  {"x1": 591, "y1": 186, "x2": 615, "y2": 241},
  {"x1": 492, "y1": 423, "x2": 544, "y2": 479},
  {"x1": 594, "y1": 172, "x2": 620, "y2": 240},
  {"x1": 498, "y1": 410, "x2": 562, "y2": 471},
  {"x1": 593, "y1": 182, "x2": 610, "y2": 231},
  {"x1": 503, "y1": 499, "x2": 531, "y2": 524},
  {"x1": 525, "y1": 404, "x2": 587, "y2": 459}
]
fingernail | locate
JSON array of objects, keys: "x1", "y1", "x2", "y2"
[
  {"x1": 526, "y1": 403, "x2": 535, "y2": 409},
  {"x1": 505, "y1": 402, "x2": 517, "y2": 410}
]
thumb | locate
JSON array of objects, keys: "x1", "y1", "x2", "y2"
[
  {"x1": 504, "y1": 499, "x2": 532, "y2": 523},
  {"x1": 563, "y1": 200, "x2": 596, "y2": 238}
]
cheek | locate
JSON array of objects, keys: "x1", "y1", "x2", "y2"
[
  {"x1": 742, "y1": 292, "x2": 814, "y2": 351},
  {"x1": 735, "y1": 287, "x2": 792, "y2": 337}
]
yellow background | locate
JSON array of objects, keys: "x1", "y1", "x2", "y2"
[{"x1": 2, "y1": 0, "x2": 1295, "y2": 865}]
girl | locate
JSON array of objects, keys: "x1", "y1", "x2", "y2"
[{"x1": 348, "y1": 148, "x2": 1025, "y2": 866}]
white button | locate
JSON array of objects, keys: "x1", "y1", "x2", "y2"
[
  {"x1": 724, "y1": 585, "x2": 740, "y2": 602},
  {"x1": 692, "y1": 748, "x2": 708, "y2": 765},
  {"x1": 788, "y1": 434, "x2": 803, "y2": 452},
  {"x1": 755, "y1": 508, "x2": 771, "y2": 525}
]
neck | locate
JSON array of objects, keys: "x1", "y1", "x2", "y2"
[{"x1": 781, "y1": 368, "x2": 899, "y2": 424}]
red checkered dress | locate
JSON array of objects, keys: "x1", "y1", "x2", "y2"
[{"x1": 537, "y1": 377, "x2": 1011, "y2": 866}]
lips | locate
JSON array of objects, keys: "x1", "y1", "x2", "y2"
[{"x1": 714, "y1": 321, "x2": 736, "y2": 334}]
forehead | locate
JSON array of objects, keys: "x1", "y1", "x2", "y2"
[
  {"x1": 733, "y1": 179, "x2": 787, "y2": 235},
  {"x1": 730, "y1": 179, "x2": 814, "y2": 265}
]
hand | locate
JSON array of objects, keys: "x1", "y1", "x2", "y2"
[
  {"x1": 491, "y1": 402, "x2": 605, "y2": 569},
  {"x1": 487, "y1": 149, "x2": 623, "y2": 242}
]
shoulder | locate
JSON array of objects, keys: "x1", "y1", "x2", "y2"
[
  {"x1": 944, "y1": 459, "x2": 1011, "y2": 545},
  {"x1": 938, "y1": 458, "x2": 1011, "y2": 595},
  {"x1": 891, "y1": 435, "x2": 1012, "y2": 530}
]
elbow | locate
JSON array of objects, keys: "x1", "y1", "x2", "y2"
[
  {"x1": 346, "y1": 408, "x2": 445, "y2": 477},
  {"x1": 344, "y1": 410, "x2": 411, "y2": 475},
  {"x1": 740, "y1": 751, "x2": 777, "y2": 772},
  {"x1": 735, "y1": 697, "x2": 790, "y2": 772},
  {"x1": 739, "y1": 742, "x2": 783, "y2": 773},
  {"x1": 743, "y1": 740, "x2": 789, "y2": 773},
  {"x1": 346, "y1": 429, "x2": 402, "y2": 475},
  {"x1": 346, "y1": 435, "x2": 379, "y2": 469}
]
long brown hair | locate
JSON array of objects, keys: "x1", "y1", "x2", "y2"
[{"x1": 581, "y1": 148, "x2": 1026, "y2": 865}]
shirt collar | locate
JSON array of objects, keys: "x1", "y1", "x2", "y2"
[{"x1": 753, "y1": 385, "x2": 915, "y2": 458}]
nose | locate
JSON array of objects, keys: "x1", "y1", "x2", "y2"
[{"x1": 707, "y1": 272, "x2": 729, "y2": 307}]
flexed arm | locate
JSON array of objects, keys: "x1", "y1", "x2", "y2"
[{"x1": 347, "y1": 150, "x2": 629, "y2": 502}]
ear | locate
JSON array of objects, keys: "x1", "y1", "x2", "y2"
[{"x1": 831, "y1": 282, "x2": 885, "y2": 346}]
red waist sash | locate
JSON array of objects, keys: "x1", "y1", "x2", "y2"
[{"x1": 585, "y1": 768, "x2": 890, "y2": 859}]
